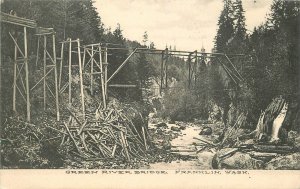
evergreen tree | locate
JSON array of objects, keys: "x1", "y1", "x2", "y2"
[
  {"x1": 149, "y1": 42, "x2": 155, "y2": 49},
  {"x1": 231, "y1": 0, "x2": 247, "y2": 53},
  {"x1": 214, "y1": 0, "x2": 235, "y2": 53},
  {"x1": 142, "y1": 31, "x2": 148, "y2": 47},
  {"x1": 233, "y1": 0, "x2": 246, "y2": 40},
  {"x1": 137, "y1": 53, "x2": 150, "y2": 86}
]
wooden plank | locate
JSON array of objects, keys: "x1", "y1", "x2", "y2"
[
  {"x1": 13, "y1": 37, "x2": 17, "y2": 112},
  {"x1": 77, "y1": 39, "x2": 85, "y2": 118},
  {"x1": 142, "y1": 126, "x2": 148, "y2": 150},
  {"x1": 43, "y1": 35, "x2": 47, "y2": 110},
  {"x1": 78, "y1": 120, "x2": 87, "y2": 135},
  {"x1": 107, "y1": 48, "x2": 138, "y2": 83},
  {"x1": 108, "y1": 84, "x2": 137, "y2": 88},
  {"x1": 9, "y1": 32, "x2": 25, "y2": 58},
  {"x1": 80, "y1": 133, "x2": 88, "y2": 152},
  {"x1": 52, "y1": 34, "x2": 60, "y2": 121},
  {"x1": 83, "y1": 72, "x2": 103, "y2": 75},
  {"x1": 112, "y1": 144, "x2": 117, "y2": 157},
  {"x1": 24, "y1": 27, "x2": 30, "y2": 122},
  {"x1": 35, "y1": 27, "x2": 54, "y2": 35},
  {"x1": 90, "y1": 45, "x2": 94, "y2": 95},
  {"x1": 120, "y1": 131, "x2": 130, "y2": 161},
  {"x1": 59, "y1": 39, "x2": 82, "y2": 43},
  {"x1": 82, "y1": 48, "x2": 87, "y2": 68},
  {"x1": 68, "y1": 38, "x2": 72, "y2": 104},
  {"x1": 165, "y1": 48, "x2": 169, "y2": 88},
  {"x1": 67, "y1": 108, "x2": 82, "y2": 126},
  {"x1": 0, "y1": 12, "x2": 37, "y2": 28},
  {"x1": 188, "y1": 55, "x2": 191, "y2": 88},
  {"x1": 224, "y1": 54, "x2": 244, "y2": 81},
  {"x1": 35, "y1": 36, "x2": 40, "y2": 67},
  {"x1": 99, "y1": 46, "x2": 106, "y2": 108},
  {"x1": 104, "y1": 47, "x2": 108, "y2": 101},
  {"x1": 63, "y1": 122, "x2": 82, "y2": 154},
  {"x1": 59, "y1": 42, "x2": 64, "y2": 90}
]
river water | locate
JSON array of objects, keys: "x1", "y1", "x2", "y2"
[{"x1": 147, "y1": 123, "x2": 216, "y2": 169}]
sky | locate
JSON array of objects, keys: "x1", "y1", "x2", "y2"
[{"x1": 94, "y1": 0, "x2": 273, "y2": 52}]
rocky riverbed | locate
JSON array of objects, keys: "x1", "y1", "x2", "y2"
[
  {"x1": 146, "y1": 119, "x2": 222, "y2": 169},
  {"x1": 146, "y1": 118, "x2": 300, "y2": 170}
]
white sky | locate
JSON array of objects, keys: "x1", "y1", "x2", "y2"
[{"x1": 94, "y1": 0, "x2": 272, "y2": 52}]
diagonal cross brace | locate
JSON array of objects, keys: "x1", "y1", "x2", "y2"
[{"x1": 107, "y1": 48, "x2": 138, "y2": 83}]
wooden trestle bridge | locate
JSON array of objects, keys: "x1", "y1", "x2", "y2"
[{"x1": 0, "y1": 12, "x2": 244, "y2": 122}]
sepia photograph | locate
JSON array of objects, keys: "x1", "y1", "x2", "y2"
[{"x1": 0, "y1": 0, "x2": 300, "y2": 188}]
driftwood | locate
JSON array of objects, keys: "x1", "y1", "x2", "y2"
[
  {"x1": 253, "y1": 144, "x2": 295, "y2": 154},
  {"x1": 142, "y1": 126, "x2": 148, "y2": 150},
  {"x1": 218, "y1": 148, "x2": 239, "y2": 159},
  {"x1": 220, "y1": 113, "x2": 247, "y2": 146},
  {"x1": 171, "y1": 149, "x2": 196, "y2": 152},
  {"x1": 249, "y1": 151, "x2": 277, "y2": 158},
  {"x1": 193, "y1": 137, "x2": 216, "y2": 147},
  {"x1": 58, "y1": 105, "x2": 147, "y2": 162}
]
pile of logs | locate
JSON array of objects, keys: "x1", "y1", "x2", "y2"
[
  {"x1": 220, "y1": 113, "x2": 247, "y2": 146},
  {"x1": 58, "y1": 106, "x2": 148, "y2": 162}
]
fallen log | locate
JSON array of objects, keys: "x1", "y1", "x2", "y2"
[
  {"x1": 171, "y1": 149, "x2": 196, "y2": 152},
  {"x1": 80, "y1": 133, "x2": 88, "y2": 152},
  {"x1": 120, "y1": 131, "x2": 130, "y2": 161},
  {"x1": 78, "y1": 120, "x2": 87, "y2": 135},
  {"x1": 218, "y1": 148, "x2": 239, "y2": 159},
  {"x1": 253, "y1": 144, "x2": 295, "y2": 153},
  {"x1": 67, "y1": 108, "x2": 82, "y2": 125},
  {"x1": 63, "y1": 122, "x2": 83, "y2": 155},
  {"x1": 112, "y1": 144, "x2": 117, "y2": 157},
  {"x1": 142, "y1": 126, "x2": 148, "y2": 150},
  {"x1": 59, "y1": 102, "x2": 149, "y2": 161},
  {"x1": 249, "y1": 151, "x2": 277, "y2": 158},
  {"x1": 193, "y1": 137, "x2": 217, "y2": 147},
  {"x1": 45, "y1": 125, "x2": 68, "y2": 135}
]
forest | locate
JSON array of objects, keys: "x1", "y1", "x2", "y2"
[{"x1": 1, "y1": 0, "x2": 300, "y2": 170}]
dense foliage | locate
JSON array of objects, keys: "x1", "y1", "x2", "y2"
[
  {"x1": 0, "y1": 0, "x2": 156, "y2": 121},
  {"x1": 161, "y1": 0, "x2": 300, "y2": 125},
  {"x1": 211, "y1": 0, "x2": 300, "y2": 127}
]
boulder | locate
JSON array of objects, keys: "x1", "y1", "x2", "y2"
[
  {"x1": 287, "y1": 131, "x2": 300, "y2": 148},
  {"x1": 212, "y1": 148, "x2": 238, "y2": 169},
  {"x1": 156, "y1": 122, "x2": 168, "y2": 128},
  {"x1": 162, "y1": 140, "x2": 171, "y2": 150},
  {"x1": 171, "y1": 126, "x2": 181, "y2": 132},
  {"x1": 265, "y1": 153, "x2": 300, "y2": 170},
  {"x1": 197, "y1": 151, "x2": 216, "y2": 169},
  {"x1": 213, "y1": 151, "x2": 264, "y2": 169},
  {"x1": 294, "y1": 136, "x2": 300, "y2": 151},
  {"x1": 168, "y1": 120, "x2": 176, "y2": 124},
  {"x1": 288, "y1": 130, "x2": 298, "y2": 140},
  {"x1": 244, "y1": 139, "x2": 255, "y2": 145},
  {"x1": 156, "y1": 128, "x2": 163, "y2": 135},
  {"x1": 179, "y1": 125, "x2": 186, "y2": 130},
  {"x1": 199, "y1": 127, "x2": 212, "y2": 135}
]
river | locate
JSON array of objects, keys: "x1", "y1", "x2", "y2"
[{"x1": 147, "y1": 122, "x2": 217, "y2": 169}]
